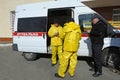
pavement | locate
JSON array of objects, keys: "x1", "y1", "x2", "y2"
[{"x1": 0, "y1": 45, "x2": 120, "y2": 80}]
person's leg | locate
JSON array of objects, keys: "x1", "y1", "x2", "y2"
[
  {"x1": 68, "y1": 52, "x2": 77, "y2": 77},
  {"x1": 51, "y1": 46, "x2": 57, "y2": 65},
  {"x1": 92, "y1": 44, "x2": 103, "y2": 76},
  {"x1": 89, "y1": 46, "x2": 95, "y2": 71},
  {"x1": 96, "y1": 44, "x2": 103, "y2": 73},
  {"x1": 57, "y1": 46, "x2": 63, "y2": 64},
  {"x1": 57, "y1": 51, "x2": 72, "y2": 77}
]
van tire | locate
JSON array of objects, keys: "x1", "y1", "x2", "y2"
[
  {"x1": 23, "y1": 53, "x2": 38, "y2": 61},
  {"x1": 102, "y1": 48, "x2": 109, "y2": 66},
  {"x1": 102, "y1": 47, "x2": 120, "y2": 69},
  {"x1": 107, "y1": 48, "x2": 120, "y2": 69}
]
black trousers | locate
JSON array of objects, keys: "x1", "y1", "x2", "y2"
[{"x1": 92, "y1": 43, "x2": 103, "y2": 73}]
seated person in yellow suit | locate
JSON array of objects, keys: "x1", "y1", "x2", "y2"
[
  {"x1": 55, "y1": 18, "x2": 82, "y2": 78},
  {"x1": 48, "y1": 21, "x2": 63, "y2": 66}
]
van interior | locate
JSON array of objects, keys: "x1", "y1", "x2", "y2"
[{"x1": 47, "y1": 8, "x2": 73, "y2": 52}]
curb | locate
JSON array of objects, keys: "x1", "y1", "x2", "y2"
[{"x1": 0, "y1": 43, "x2": 12, "y2": 47}]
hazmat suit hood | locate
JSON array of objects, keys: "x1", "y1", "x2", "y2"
[{"x1": 64, "y1": 22, "x2": 81, "y2": 33}]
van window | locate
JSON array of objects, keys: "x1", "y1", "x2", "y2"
[
  {"x1": 18, "y1": 17, "x2": 47, "y2": 32},
  {"x1": 79, "y1": 14, "x2": 92, "y2": 32}
]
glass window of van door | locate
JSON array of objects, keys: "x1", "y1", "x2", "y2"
[
  {"x1": 18, "y1": 17, "x2": 47, "y2": 32},
  {"x1": 79, "y1": 14, "x2": 92, "y2": 32}
]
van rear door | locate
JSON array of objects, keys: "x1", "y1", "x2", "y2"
[{"x1": 13, "y1": 10, "x2": 47, "y2": 53}]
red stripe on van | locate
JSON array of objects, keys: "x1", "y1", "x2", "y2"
[
  {"x1": 115, "y1": 33, "x2": 120, "y2": 37},
  {"x1": 13, "y1": 32, "x2": 46, "y2": 36},
  {"x1": 13, "y1": 32, "x2": 89, "y2": 37},
  {"x1": 82, "y1": 33, "x2": 89, "y2": 37}
]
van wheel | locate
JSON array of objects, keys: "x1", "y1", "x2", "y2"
[
  {"x1": 102, "y1": 47, "x2": 120, "y2": 68},
  {"x1": 22, "y1": 53, "x2": 38, "y2": 61},
  {"x1": 107, "y1": 50, "x2": 120, "y2": 69},
  {"x1": 102, "y1": 48, "x2": 109, "y2": 66}
]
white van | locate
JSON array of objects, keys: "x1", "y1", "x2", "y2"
[{"x1": 12, "y1": 0, "x2": 120, "y2": 68}]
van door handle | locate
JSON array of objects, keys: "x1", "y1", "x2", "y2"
[{"x1": 43, "y1": 34, "x2": 45, "y2": 39}]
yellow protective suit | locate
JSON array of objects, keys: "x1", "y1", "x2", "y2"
[
  {"x1": 57, "y1": 22, "x2": 81, "y2": 77},
  {"x1": 48, "y1": 24, "x2": 63, "y2": 65}
]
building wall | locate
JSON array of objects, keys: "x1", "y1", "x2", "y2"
[
  {"x1": 0, "y1": 0, "x2": 50, "y2": 42},
  {"x1": 93, "y1": 6, "x2": 120, "y2": 21}
]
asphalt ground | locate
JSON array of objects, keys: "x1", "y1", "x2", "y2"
[{"x1": 0, "y1": 46, "x2": 120, "y2": 80}]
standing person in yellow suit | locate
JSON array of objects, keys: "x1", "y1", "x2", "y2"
[
  {"x1": 55, "y1": 18, "x2": 82, "y2": 78},
  {"x1": 48, "y1": 21, "x2": 63, "y2": 66}
]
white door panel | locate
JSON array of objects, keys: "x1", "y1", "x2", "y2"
[
  {"x1": 78, "y1": 37, "x2": 92, "y2": 56},
  {"x1": 13, "y1": 35, "x2": 47, "y2": 53}
]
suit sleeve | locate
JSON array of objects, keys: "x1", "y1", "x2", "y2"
[
  {"x1": 61, "y1": 26, "x2": 66, "y2": 39},
  {"x1": 58, "y1": 27, "x2": 63, "y2": 39},
  {"x1": 78, "y1": 28, "x2": 82, "y2": 40},
  {"x1": 75, "y1": 25, "x2": 82, "y2": 41},
  {"x1": 48, "y1": 26, "x2": 55, "y2": 37}
]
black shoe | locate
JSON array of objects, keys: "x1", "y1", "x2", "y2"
[
  {"x1": 89, "y1": 68, "x2": 94, "y2": 71},
  {"x1": 54, "y1": 73, "x2": 63, "y2": 78},
  {"x1": 92, "y1": 72, "x2": 102, "y2": 77}
]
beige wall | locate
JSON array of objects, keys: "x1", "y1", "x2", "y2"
[{"x1": 0, "y1": 0, "x2": 50, "y2": 38}]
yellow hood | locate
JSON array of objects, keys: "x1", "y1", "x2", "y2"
[{"x1": 64, "y1": 22, "x2": 80, "y2": 33}]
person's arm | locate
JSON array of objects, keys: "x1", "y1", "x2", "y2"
[
  {"x1": 90, "y1": 23, "x2": 106, "y2": 36},
  {"x1": 90, "y1": 29, "x2": 101, "y2": 36},
  {"x1": 60, "y1": 26, "x2": 66, "y2": 39},
  {"x1": 78, "y1": 27, "x2": 82, "y2": 40},
  {"x1": 97, "y1": 22, "x2": 106, "y2": 36},
  {"x1": 58, "y1": 27, "x2": 63, "y2": 38},
  {"x1": 48, "y1": 26, "x2": 55, "y2": 37}
]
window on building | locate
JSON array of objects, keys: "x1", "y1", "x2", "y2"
[
  {"x1": 113, "y1": 9, "x2": 120, "y2": 21},
  {"x1": 10, "y1": 11, "x2": 15, "y2": 28},
  {"x1": 112, "y1": 9, "x2": 120, "y2": 28}
]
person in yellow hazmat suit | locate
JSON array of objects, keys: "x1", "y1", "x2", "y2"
[
  {"x1": 55, "y1": 18, "x2": 82, "y2": 78},
  {"x1": 48, "y1": 21, "x2": 63, "y2": 66}
]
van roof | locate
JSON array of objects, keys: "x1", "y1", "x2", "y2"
[{"x1": 16, "y1": 0, "x2": 86, "y2": 11}]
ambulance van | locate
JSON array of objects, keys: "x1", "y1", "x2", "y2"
[{"x1": 12, "y1": 0, "x2": 120, "y2": 68}]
